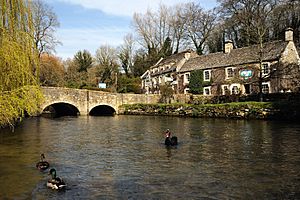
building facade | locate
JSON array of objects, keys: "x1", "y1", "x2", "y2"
[
  {"x1": 140, "y1": 50, "x2": 198, "y2": 94},
  {"x1": 141, "y1": 28, "x2": 300, "y2": 96}
]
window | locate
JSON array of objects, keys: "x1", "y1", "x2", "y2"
[
  {"x1": 262, "y1": 63, "x2": 270, "y2": 76},
  {"x1": 230, "y1": 84, "x2": 240, "y2": 94},
  {"x1": 184, "y1": 88, "x2": 190, "y2": 94},
  {"x1": 222, "y1": 85, "x2": 229, "y2": 95},
  {"x1": 203, "y1": 86, "x2": 211, "y2": 96},
  {"x1": 244, "y1": 84, "x2": 251, "y2": 94},
  {"x1": 159, "y1": 76, "x2": 162, "y2": 84},
  {"x1": 226, "y1": 67, "x2": 235, "y2": 79},
  {"x1": 184, "y1": 73, "x2": 190, "y2": 83},
  {"x1": 203, "y1": 70, "x2": 211, "y2": 81},
  {"x1": 262, "y1": 82, "x2": 270, "y2": 94},
  {"x1": 152, "y1": 78, "x2": 157, "y2": 85},
  {"x1": 231, "y1": 86, "x2": 239, "y2": 94}
]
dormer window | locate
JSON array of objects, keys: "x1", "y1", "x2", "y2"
[
  {"x1": 225, "y1": 67, "x2": 235, "y2": 79},
  {"x1": 261, "y1": 63, "x2": 270, "y2": 76},
  {"x1": 203, "y1": 70, "x2": 211, "y2": 81}
]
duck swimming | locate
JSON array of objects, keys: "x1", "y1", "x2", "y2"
[
  {"x1": 36, "y1": 154, "x2": 50, "y2": 171},
  {"x1": 47, "y1": 168, "x2": 66, "y2": 190}
]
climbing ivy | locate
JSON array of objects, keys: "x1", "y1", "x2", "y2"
[
  {"x1": 0, "y1": 0, "x2": 43, "y2": 129},
  {"x1": 189, "y1": 70, "x2": 203, "y2": 94},
  {"x1": 189, "y1": 69, "x2": 212, "y2": 94}
]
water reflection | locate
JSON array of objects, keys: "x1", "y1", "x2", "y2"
[{"x1": 0, "y1": 116, "x2": 299, "y2": 199}]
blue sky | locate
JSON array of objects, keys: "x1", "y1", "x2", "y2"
[{"x1": 47, "y1": 0, "x2": 218, "y2": 60}]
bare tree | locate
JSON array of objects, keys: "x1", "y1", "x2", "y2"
[
  {"x1": 31, "y1": 0, "x2": 60, "y2": 57},
  {"x1": 272, "y1": 0, "x2": 300, "y2": 46},
  {"x1": 95, "y1": 45, "x2": 119, "y2": 90},
  {"x1": 132, "y1": 4, "x2": 175, "y2": 54},
  {"x1": 218, "y1": 0, "x2": 278, "y2": 46},
  {"x1": 133, "y1": 10, "x2": 158, "y2": 54},
  {"x1": 118, "y1": 34, "x2": 135, "y2": 77},
  {"x1": 207, "y1": 22, "x2": 225, "y2": 53},
  {"x1": 181, "y1": 2, "x2": 217, "y2": 55},
  {"x1": 169, "y1": 3, "x2": 187, "y2": 53}
]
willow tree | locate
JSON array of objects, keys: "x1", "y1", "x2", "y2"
[{"x1": 0, "y1": 0, "x2": 43, "y2": 128}]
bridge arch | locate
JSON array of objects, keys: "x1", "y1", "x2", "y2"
[
  {"x1": 41, "y1": 87, "x2": 161, "y2": 116},
  {"x1": 89, "y1": 104, "x2": 116, "y2": 116},
  {"x1": 42, "y1": 101, "x2": 80, "y2": 117}
]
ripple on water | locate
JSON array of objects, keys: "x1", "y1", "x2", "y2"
[{"x1": 0, "y1": 116, "x2": 300, "y2": 199}]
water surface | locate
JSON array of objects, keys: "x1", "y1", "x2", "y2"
[{"x1": 0, "y1": 116, "x2": 299, "y2": 199}]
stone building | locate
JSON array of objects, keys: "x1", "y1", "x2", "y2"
[
  {"x1": 141, "y1": 28, "x2": 300, "y2": 96},
  {"x1": 140, "y1": 50, "x2": 198, "y2": 94}
]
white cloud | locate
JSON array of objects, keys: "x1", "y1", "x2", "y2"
[
  {"x1": 50, "y1": 0, "x2": 217, "y2": 59},
  {"x1": 56, "y1": 0, "x2": 215, "y2": 17}
]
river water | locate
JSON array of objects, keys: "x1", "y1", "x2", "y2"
[{"x1": 0, "y1": 116, "x2": 299, "y2": 199}]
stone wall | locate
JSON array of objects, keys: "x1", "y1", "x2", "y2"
[
  {"x1": 41, "y1": 87, "x2": 162, "y2": 115},
  {"x1": 119, "y1": 102, "x2": 300, "y2": 121},
  {"x1": 41, "y1": 87, "x2": 89, "y2": 115}
]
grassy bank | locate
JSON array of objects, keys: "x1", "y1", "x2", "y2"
[{"x1": 119, "y1": 101, "x2": 300, "y2": 120}]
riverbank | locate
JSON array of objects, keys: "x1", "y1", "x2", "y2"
[{"x1": 119, "y1": 101, "x2": 300, "y2": 120}]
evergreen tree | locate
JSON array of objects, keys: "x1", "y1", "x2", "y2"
[
  {"x1": 74, "y1": 50, "x2": 93, "y2": 72},
  {"x1": 189, "y1": 70, "x2": 203, "y2": 94}
]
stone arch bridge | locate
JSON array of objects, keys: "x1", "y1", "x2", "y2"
[{"x1": 40, "y1": 87, "x2": 160, "y2": 116}]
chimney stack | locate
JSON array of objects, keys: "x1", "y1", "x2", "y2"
[
  {"x1": 224, "y1": 40, "x2": 233, "y2": 53},
  {"x1": 285, "y1": 28, "x2": 293, "y2": 42}
]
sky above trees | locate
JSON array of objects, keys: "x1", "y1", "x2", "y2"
[{"x1": 48, "y1": 0, "x2": 218, "y2": 60}]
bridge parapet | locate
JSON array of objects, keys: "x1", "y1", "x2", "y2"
[{"x1": 40, "y1": 87, "x2": 161, "y2": 115}]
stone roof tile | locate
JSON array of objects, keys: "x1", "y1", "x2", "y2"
[
  {"x1": 180, "y1": 40, "x2": 287, "y2": 73},
  {"x1": 150, "y1": 50, "x2": 195, "y2": 69}
]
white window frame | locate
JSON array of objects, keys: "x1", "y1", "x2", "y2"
[
  {"x1": 261, "y1": 62, "x2": 270, "y2": 76},
  {"x1": 221, "y1": 84, "x2": 229, "y2": 95},
  {"x1": 262, "y1": 81, "x2": 271, "y2": 94},
  {"x1": 184, "y1": 88, "x2": 190, "y2": 94},
  {"x1": 152, "y1": 78, "x2": 156, "y2": 85},
  {"x1": 225, "y1": 67, "x2": 235, "y2": 79},
  {"x1": 184, "y1": 73, "x2": 190, "y2": 84},
  {"x1": 230, "y1": 83, "x2": 240, "y2": 95},
  {"x1": 203, "y1": 70, "x2": 211, "y2": 81},
  {"x1": 203, "y1": 86, "x2": 211, "y2": 96},
  {"x1": 159, "y1": 76, "x2": 162, "y2": 84}
]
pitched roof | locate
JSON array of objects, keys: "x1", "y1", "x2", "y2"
[
  {"x1": 150, "y1": 50, "x2": 195, "y2": 69},
  {"x1": 180, "y1": 40, "x2": 288, "y2": 73},
  {"x1": 150, "y1": 50, "x2": 197, "y2": 76}
]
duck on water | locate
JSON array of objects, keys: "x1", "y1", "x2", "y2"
[
  {"x1": 47, "y1": 168, "x2": 66, "y2": 190},
  {"x1": 36, "y1": 154, "x2": 50, "y2": 171},
  {"x1": 164, "y1": 129, "x2": 178, "y2": 146}
]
